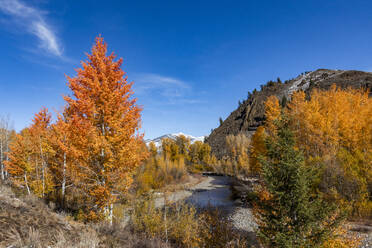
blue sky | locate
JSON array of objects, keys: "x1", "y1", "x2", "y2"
[{"x1": 0, "y1": 0, "x2": 372, "y2": 139}]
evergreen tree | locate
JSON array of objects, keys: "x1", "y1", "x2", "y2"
[
  {"x1": 247, "y1": 91, "x2": 252, "y2": 99},
  {"x1": 280, "y1": 95, "x2": 288, "y2": 107},
  {"x1": 254, "y1": 119, "x2": 344, "y2": 248}
]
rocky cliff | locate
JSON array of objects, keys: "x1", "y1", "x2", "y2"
[{"x1": 205, "y1": 69, "x2": 372, "y2": 157}]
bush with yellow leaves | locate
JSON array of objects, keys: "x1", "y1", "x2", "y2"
[
  {"x1": 321, "y1": 225, "x2": 361, "y2": 248},
  {"x1": 131, "y1": 198, "x2": 249, "y2": 248},
  {"x1": 135, "y1": 155, "x2": 188, "y2": 194}
]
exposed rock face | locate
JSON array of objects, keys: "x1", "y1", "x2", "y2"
[{"x1": 206, "y1": 69, "x2": 372, "y2": 157}]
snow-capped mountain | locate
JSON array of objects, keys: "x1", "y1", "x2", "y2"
[{"x1": 145, "y1": 132, "x2": 206, "y2": 148}]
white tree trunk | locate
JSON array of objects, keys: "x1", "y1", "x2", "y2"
[
  {"x1": 40, "y1": 141, "x2": 45, "y2": 197},
  {"x1": 0, "y1": 140, "x2": 4, "y2": 181},
  {"x1": 5, "y1": 131, "x2": 8, "y2": 178},
  {"x1": 164, "y1": 193, "x2": 168, "y2": 244},
  {"x1": 0, "y1": 116, "x2": 11, "y2": 180},
  {"x1": 24, "y1": 173, "x2": 31, "y2": 195},
  {"x1": 62, "y1": 151, "x2": 66, "y2": 202},
  {"x1": 109, "y1": 203, "x2": 113, "y2": 225}
]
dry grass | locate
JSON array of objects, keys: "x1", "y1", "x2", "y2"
[
  {"x1": 0, "y1": 183, "x2": 83, "y2": 247},
  {"x1": 0, "y1": 182, "x2": 173, "y2": 248},
  {"x1": 131, "y1": 198, "x2": 249, "y2": 248},
  {"x1": 0, "y1": 181, "x2": 251, "y2": 247},
  {"x1": 94, "y1": 221, "x2": 169, "y2": 248}
]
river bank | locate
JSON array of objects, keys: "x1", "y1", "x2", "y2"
[
  {"x1": 154, "y1": 175, "x2": 258, "y2": 233},
  {"x1": 152, "y1": 174, "x2": 371, "y2": 248}
]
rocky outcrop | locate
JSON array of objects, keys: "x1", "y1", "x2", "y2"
[{"x1": 206, "y1": 69, "x2": 372, "y2": 157}]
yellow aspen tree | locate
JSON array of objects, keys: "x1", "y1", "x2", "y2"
[
  {"x1": 285, "y1": 85, "x2": 372, "y2": 216},
  {"x1": 249, "y1": 126, "x2": 267, "y2": 175},
  {"x1": 264, "y1": 95, "x2": 281, "y2": 137}
]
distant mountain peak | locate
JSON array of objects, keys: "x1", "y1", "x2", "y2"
[{"x1": 146, "y1": 133, "x2": 206, "y2": 148}]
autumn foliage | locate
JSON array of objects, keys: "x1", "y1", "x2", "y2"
[
  {"x1": 224, "y1": 133, "x2": 250, "y2": 176},
  {"x1": 63, "y1": 36, "x2": 147, "y2": 219},
  {"x1": 2, "y1": 35, "x2": 371, "y2": 246},
  {"x1": 285, "y1": 86, "x2": 371, "y2": 216},
  {"x1": 253, "y1": 86, "x2": 372, "y2": 217},
  {"x1": 135, "y1": 135, "x2": 215, "y2": 193},
  {"x1": 6, "y1": 108, "x2": 54, "y2": 197},
  {"x1": 250, "y1": 85, "x2": 371, "y2": 247},
  {"x1": 249, "y1": 126, "x2": 266, "y2": 175},
  {"x1": 6, "y1": 37, "x2": 147, "y2": 221}
]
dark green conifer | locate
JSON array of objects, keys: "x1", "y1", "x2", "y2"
[
  {"x1": 280, "y1": 95, "x2": 288, "y2": 107},
  {"x1": 219, "y1": 117, "x2": 223, "y2": 126},
  {"x1": 256, "y1": 119, "x2": 344, "y2": 248}
]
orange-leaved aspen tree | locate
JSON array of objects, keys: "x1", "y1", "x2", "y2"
[
  {"x1": 49, "y1": 111, "x2": 76, "y2": 206},
  {"x1": 5, "y1": 128, "x2": 33, "y2": 195},
  {"x1": 6, "y1": 108, "x2": 54, "y2": 197},
  {"x1": 64, "y1": 36, "x2": 147, "y2": 221},
  {"x1": 29, "y1": 108, "x2": 55, "y2": 197}
]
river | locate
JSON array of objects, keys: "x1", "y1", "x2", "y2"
[{"x1": 154, "y1": 175, "x2": 257, "y2": 233}]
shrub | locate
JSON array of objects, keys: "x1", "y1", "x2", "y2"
[
  {"x1": 131, "y1": 198, "x2": 249, "y2": 248},
  {"x1": 131, "y1": 199, "x2": 200, "y2": 247},
  {"x1": 321, "y1": 225, "x2": 361, "y2": 248},
  {"x1": 198, "y1": 208, "x2": 249, "y2": 248},
  {"x1": 135, "y1": 156, "x2": 188, "y2": 194}
]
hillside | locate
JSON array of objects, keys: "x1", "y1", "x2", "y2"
[
  {"x1": 0, "y1": 183, "x2": 167, "y2": 248},
  {"x1": 0, "y1": 183, "x2": 94, "y2": 247},
  {"x1": 206, "y1": 69, "x2": 372, "y2": 157}
]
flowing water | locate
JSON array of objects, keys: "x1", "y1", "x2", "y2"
[{"x1": 155, "y1": 175, "x2": 257, "y2": 233}]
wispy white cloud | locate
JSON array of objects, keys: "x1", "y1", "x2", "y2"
[
  {"x1": 135, "y1": 73, "x2": 189, "y2": 89},
  {"x1": 133, "y1": 73, "x2": 203, "y2": 105},
  {"x1": 134, "y1": 73, "x2": 190, "y2": 97},
  {"x1": 0, "y1": 0, "x2": 62, "y2": 56}
]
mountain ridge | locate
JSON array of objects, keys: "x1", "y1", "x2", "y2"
[{"x1": 205, "y1": 69, "x2": 372, "y2": 157}]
